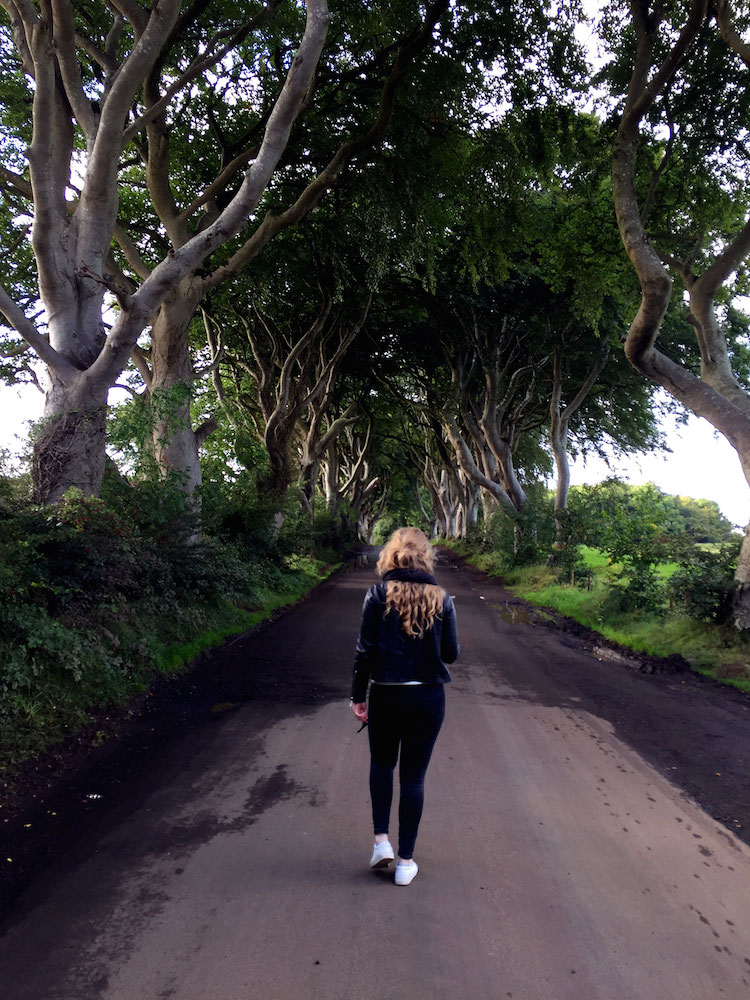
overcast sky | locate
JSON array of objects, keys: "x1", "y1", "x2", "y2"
[{"x1": 568, "y1": 410, "x2": 749, "y2": 528}]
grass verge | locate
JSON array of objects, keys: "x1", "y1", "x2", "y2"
[
  {"x1": 449, "y1": 543, "x2": 750, "y2": 692},
  {"x1": 0, "y1": 556, "x2": 336, "y2": 779}
]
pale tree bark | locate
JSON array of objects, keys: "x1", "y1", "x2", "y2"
[
  {"x1": 129, "y1": 0, "x2": 450, "y2": 502},
  {"x1": 431, "y1": 422, "x2": 478, "y2": 539},
  {"x1": 218, "y1": 293, "x2": 366, "y2": 502},
  {"x1": 549, "y1": 335, "x2": 610, "y2": 547},
  {"x1": 414, "y1": 478, "x2": 439, "y2": 538},
  {"x1": 468, "y1": 317, "x2": 548, "y2": 513},
  {"x1": 315, "y1": 416, "x2": 370, "y2": 514},
  {"x1": 716, "y1": 0, "x2": 750, "y2": 67},
  {"x1": 148, "y1": 277, "x2": 204, "y2": 496},
  {"x1": 338, "y1": 420, "x2": 391, "y2": 542},
  {"x1": 235, "y1": 300, "x2": 335, "y2": 499},
  {"x1": 321, "y1": 434, "x2": 383, "y2": 541},
  {"x1": 441, "y1": 412, "x2": 518, "y2": 516},
  {"x1": 463, "y1": 479, "x2": 481, "y2": 531},
  {"x1": 426, "y1": 460, "x2": 458, "y2": 539},
  {"x1": 402, "y1": 407, "x2": 481, "y2": 540},
  {"x1": 437, "y1": 469, "x2": 460, "y2": 538},
  {"x1": 421, "y1": 467, "x2": 448, "y2": 538},
  {"x1": 296, "y1": 295, "x2": 372, "y2": 510},
  {"x1": 433, "y1": 307, "x2": 549, "y2": 520},
  {"x1": 403, "y1": 427, "x2": 449, "y2": 537},
  {"x1": 0, "y1": 0, "x2": 332, "y2": 503},
  {"x1": 388, "y1": 300, "x2": 546, "y2": 546},
  {"x1": 298, "y1": 402, "x2": 359, "y2": 513},
  {"x1": 612, "y1": 0, "x2": 750, "y2": 627},
  {"x1": 353, "y1": 473, "x2": 386, "y2": 543},
  {"x1": 358, "y1": 492, "x2": 388, "y2": 545},
  {"x1": 320, "y1": 419, "x2": 379, "y2": 532}
]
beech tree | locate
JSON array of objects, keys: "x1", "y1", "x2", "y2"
[
  {"x1": 111, "y1": 0, "x2": 456, "y2": 505},
  {"x1": 0, "y1": 0, "x2": 331, "y2": 503},
  {"x1": 607, "y1": 0, "x2": 750, "y2": 625},
  {"x1": 205, "y1": 284, "x2": 370, "y2": 502}
]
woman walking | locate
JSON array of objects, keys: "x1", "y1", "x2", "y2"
[{"x1": 351, "y1": 527, "x2": 459, "y2": 886}]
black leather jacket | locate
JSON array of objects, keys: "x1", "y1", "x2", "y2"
[{"x1": 351, "y1": 581, "x2": 459, "y2": 702}]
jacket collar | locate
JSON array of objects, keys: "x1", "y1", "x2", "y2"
[{"x1": 382, "y1": 568, "x2": 438, "y2": 586}]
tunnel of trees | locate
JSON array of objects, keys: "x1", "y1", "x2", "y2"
[{"x1": 1, "y1": 1, "x2": 750, "y2": 743}]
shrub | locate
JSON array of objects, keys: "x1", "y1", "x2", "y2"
[
  {"x1": 666, "y1": 536, "x2": 742, "y2": 623},
  {"x1": 0, "y1": 488, "x2": 261, "y2": 723},
  {"x1": 597, "y1": 566, "x2": 665, "y2": 615},
  {"x1": 101, "y1": 468, "x2": 196, "y2": 541},
  {"x1": 477, "y1": 487, "x2": 556, "y2": 569}
]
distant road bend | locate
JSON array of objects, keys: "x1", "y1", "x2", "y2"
[{"x1": 1, "y1": 552, "x2": 750, "y2": 1000}]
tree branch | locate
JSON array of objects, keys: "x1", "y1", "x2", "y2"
[
  {"x1": 26, "y1": 12, "x2": 76, "y2": 310},
  {"x1": 75, "y1": 30, "x2": 118, "y2": 77},
  {"x1": 123, "y1": 7, "x2": 277, "y2": 143},
  {"x1": 87, "y1": 0, "x2": 332, "y2": 388},
  {"x1": 640, "y1": 112, "x2": 676, "y2": 225},
  {"x1": 558, "y1": 338, "x2": 611, "y2": 426},
  {"x1": 76, "y1": 0, "x2": 183, "y2": 267},
  {"x1": 131, "y1": 343, "x2": 152, "y2": 389},
  {"x1": 107, "y1": 0, "x2": 148, "y2": 39},
  {"x1": 441, "y1": 412, "x2": 517, "y2": 514},
  {"x1": 0, "y1": 283, "x2": 78, "y2": 377},
  {"x1": 177, "y1": 144, "x2": 260, "y2": 226},
  {"x1": 75, "y1": 263, "x2": 132, "y2": 307},
  {"x1": 195, "y1": 414, "x2": 220, "y2": 447},
  {"x1": 628, "y1": 0, "x2": 708, "y2": 123},
  {"x1": 113, "y1": 222, "x2": 153, "y2": 281},
  {"x1": 203, "y1": 0, "x2": 449, "y2": 289},
  {"x1": 51, "y1": 0, "x2": 98, "y2": 139},
  {"x1": 694, "y1": 214, "x2": 750, "y2": 300},
  {"x1": 716, "y1": 0, "x2": 750, "y2": 67},
  {"x1": 0, "y1": 0, "x2": 35, "y2": 76}
]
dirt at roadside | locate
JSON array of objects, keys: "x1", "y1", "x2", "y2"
[{"x1": 490, "y1": 594, "x2": 693, "y2": 675}]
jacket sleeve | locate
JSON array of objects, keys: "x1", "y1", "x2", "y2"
[
  {"x1": 351, "y1": 585, "x2": 382, "y2": 702},
  {"x1": 440, "y1": 593, "x2": 459, "y2": 664}
]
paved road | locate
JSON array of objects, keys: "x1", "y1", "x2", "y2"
[{"x1": 2, "y1": 555, "x2": 750, "y2": 999}]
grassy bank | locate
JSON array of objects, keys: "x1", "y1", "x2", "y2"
[
  {"x1": 450, "y1": 543, "x2": 750, "y2": 693},
  {"x1": 0, "y1": 553, "x2": 336, "y2": 774}
]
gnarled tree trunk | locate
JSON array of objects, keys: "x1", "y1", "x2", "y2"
[
  {"x1": 33, "y1": 375, "x2": 108, "y2": 503},
  {"x1": 611, "y1": 0, "x2": 750, "y2": 627},
  {"x1": 549, "y1": 338, "x2": 610, "y2": 549},
  {"x1": 149, "y1": 280, "x2": 203, "y2": 497},
  {"x1": 0, "y1": 0, "x2": 332, "y2": 504}
]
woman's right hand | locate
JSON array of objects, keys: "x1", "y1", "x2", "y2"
[{"x1": 352, "y1": 701, "x2": 368, "y2": 724}]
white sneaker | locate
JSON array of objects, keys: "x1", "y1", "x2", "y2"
[
  {"x1": 369, "y1": 841, "x2": 395, "y2": 869},
  {"x1": 394, "y1": 860, "x2": 418, "y2": 886}
]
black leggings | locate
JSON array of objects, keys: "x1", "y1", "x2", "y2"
[{"x1": 368, "y1": 683, "x2": 445, "y2": 860}]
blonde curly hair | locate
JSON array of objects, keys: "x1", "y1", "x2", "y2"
[{"x1": 376, "y1": 527, "x2": 444, "y2": 638}]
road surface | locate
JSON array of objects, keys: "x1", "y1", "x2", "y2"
[{"x1": 1, "y1": 553, "x2": 750, "y2": 999}]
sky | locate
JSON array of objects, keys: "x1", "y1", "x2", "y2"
[
  {"x1": 2, "y1": 379, "x2": 748, "y2": 529},
  {"x1": 567, "y1": 410, "x2": 749, "y2": 528}
]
